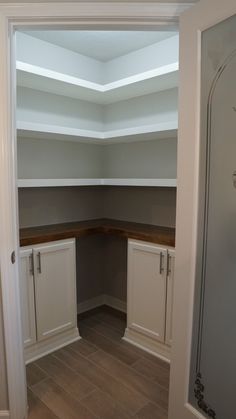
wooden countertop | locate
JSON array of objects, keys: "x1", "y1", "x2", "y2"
[{"x1": 20, "y1": 218, "x2": 175, "y2": 247}]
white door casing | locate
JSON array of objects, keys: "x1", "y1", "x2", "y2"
[
  {"x1": 168, "y1": 1, "x2": 236, "y2": 419},
  {"x1": 0, "y1": 2, "x2": 194, "y2": 419}
]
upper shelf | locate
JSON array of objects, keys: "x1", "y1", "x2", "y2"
[
  {"x1": 17, "y1": 178, "x2": 177, "y2": 188},
  {"x1": 17, "y1": 120, "x2": 178, "y2": 144},
  {"x1": 17, "y1": 60, "x2": 179, "y2": 105}
]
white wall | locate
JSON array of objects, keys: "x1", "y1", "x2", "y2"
[
  {"x1": 17, "y1": 32, "x2": 103, "y2": 83},
  {"x1": 17, "y1": 87, "x2": 104, "y2": 131},
  {"x1": 105, "y1": 35, "x2": 179, "y2": 82}
]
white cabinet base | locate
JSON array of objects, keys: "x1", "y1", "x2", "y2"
[
  {"x1": 123, "y1": 327, "x2": 171, "y2": 363},
  {"x1": 25, "y1": 326, "x2": 80, "y2": 364}
]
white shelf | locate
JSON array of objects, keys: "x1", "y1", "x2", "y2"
[
  {"x1": 17, "y1": 60, "x2": 178, "y2": 105},
  {"x1": 17, "y1": 121, "x2": 178, "y2": 144},
  {"x1": 18, "y1": 178, "x2": 177, "y2": 188}
]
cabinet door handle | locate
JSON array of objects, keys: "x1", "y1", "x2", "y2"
[
  {"x1": 167, "y1": 253, "x2": 171, "y2": 276},
  {"x1": 159, "y1": 252, "x2": 164, "y2": 274},
  {"x1": 37, "y1": 252, "x2": 42, "y2": 274},
  {"x1": 29, "y1": 253, "x2": 34, "y2": 276}
]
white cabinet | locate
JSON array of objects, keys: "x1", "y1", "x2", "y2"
[
  {"x1": 125, "y1": 239, "x2": 175, "y2": 360},
  {"x1": 165, "y1": 249, "x2": 175, "y2": 346},
  {"x1": 19, "y1": 248, "x2": 37, "y2": 347},
  {"x1": 19, "y1": 239, "x2": 79, "y2": 362}
]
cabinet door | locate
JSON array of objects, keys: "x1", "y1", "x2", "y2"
[
  {"x1": 165, "y1": 249, "x2": 175, "y2": 346},
  {"x1": 19, "y1": 248, "x2": 37, "y2": 347},
  {"x1": 127, "y1": 240, "x2": 167, "y2": 343},
  {"x1": 33, "y1": 239, "x2": 77, "y2": 342}
]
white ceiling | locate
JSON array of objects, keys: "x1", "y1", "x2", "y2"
[{"x1": 24, "y1": 30, "x2": 177, "y2": 62}]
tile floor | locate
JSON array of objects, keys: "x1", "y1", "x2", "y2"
[{"x1": 27, "y1": 307, "x2": 170, "y2": 419}]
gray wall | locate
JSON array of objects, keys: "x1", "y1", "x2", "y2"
[
  {"x1": 0, "y1": 282, "x2": 8, "y2": 410},
  {"x1": 103, "y1": 138, "x2": 177, "y2": 179},
  {"x1": 18, "y1": 186, "x2": 176, "y2": 306},
  {"x1": 77, "y1": 235, "x2": 127, "y2": 305},
  {"x1": 104, "y1": 186, "x2": 176, "y2": 227},
  {"x1": 18, "y1": 186, "x2": 104, "y2": 227},
  {"x1": 18, "y1": 186, "x2": 176, "y2": 228}
]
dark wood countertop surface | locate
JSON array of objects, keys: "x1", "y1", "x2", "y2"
[{"x1": 20, "y1": 218, "x2": 175, "y2": 247}]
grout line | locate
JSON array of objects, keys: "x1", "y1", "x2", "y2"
[
  {"x1": 81, "y1": 324, "x2": 170, "y2": 396},
  {"x1": 28, "y1": 388, "x2": 61, "y2": 419}
]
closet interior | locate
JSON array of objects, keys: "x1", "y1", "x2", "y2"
[{"x1": 17, "y1": 29, "x2": 178, "y2": 365}]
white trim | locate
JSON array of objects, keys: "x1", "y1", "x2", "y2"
[
  {"x1": 123, "y1": 328, "x2": 171, "y2": 361},
  {"x1": 103, "y1": 294, "x2": 127, "y2": 313},
  {"x1": 17, "y1": 120, "x2": 178, "y2": 144},
  {"x1": 0, "y1": 412, "x2": 10, "y2": 419},
  {"x1": 17, "y1": 178, "x2": 177, "y2": 188},
  {"x1": 77, "y1": 294, "x2": 127, "y2": 314},
  {"x1": 168, "y1": 1, "x2": 236, "y2": 419},
  {"x1": 122, "y1": 336, "x2": 170, "y2": 364},
  {"x1": 185, "y1": 403, "x2": 210, "y2": 419},
  {"x1": 77, "y1": 295, "x2": 105, "y2": 314},
  {"x1": 17, "y1": 178, "x2": 102, "y2": 188},
  {"x1": 0, "y1": 3, "x2": 195, "y2": 23},
  {"x1": 25, "y1": 328, "x2": 80, "y2": 364},
  {"x1": 101, "y1": 178, "x2": 177, "y2": 187},
  {"x1": 17, "y1": 59, "x2": 179, "y2": 104}
]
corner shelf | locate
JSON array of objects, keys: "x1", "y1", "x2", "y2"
[
  {"x1": 17, "y1": 60, "x2": 179, "y2": 105},
  {"x1": 17, "y1": 179, "x2": 177, "y2": 188},
  {"x1": 17, "y1": 121, "x2": 178, "y2": 144}
]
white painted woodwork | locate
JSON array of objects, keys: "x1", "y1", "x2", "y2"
[
  {"x1": 17, "y1": 178, "x2": 177, "y2": 188},
  {"x1": 25, "y1": 328, "x2": 80, "y2": 364},
  {"x1": 16, "y1": 31, "x2": 179, "y2": 92},
  {"x1": 165, "y1": 249, "x2": 175, "y2": 346},
  {"x1": 17, "y1": 120, "x2": 177, "y2": 144},
  {"x1": 19, "y1": 249, "x2": 37, "y2": 348},
  {"x1": 168, "y1": 2, "x2": 236, "y2": 419},
  {"x1": 17, "y1": 120, "x2": 177, "y2": 145},
  {"x1": 17, "y1": 60, "x2": 178, "y2": 105},
  {"x1": 0, "y1": 3, "x2": 193, "y2": 419},
  {"x1": 127, "y1": 240, "x2": 167, "y2": 343},
  {"x1": 32, "y1": 239, "x2": 77, "y2": 342}
]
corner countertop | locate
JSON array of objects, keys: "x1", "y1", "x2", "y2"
[{"x1": 19, "y1": 218, "x2": 175, "y2": 248}]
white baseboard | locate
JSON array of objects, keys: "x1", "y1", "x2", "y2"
[
  {"x1": 77, "y1": 294, "x2": 127, "y2": 314},
  {"x1": 0, "y1": 411, "x2": 10, "y2": 418},
  {"x1": 77, "y1": 295, "x2": 105, "y2": 314},
  {"x1": 103, "y1": 294, "x2": 127, "y2": 313},
  {"x1": 25, "y1": 327, "x2": 80, "y2": 364},
  {"x1": 123, "y1": 327, "x2": 171, "y2": 362}
]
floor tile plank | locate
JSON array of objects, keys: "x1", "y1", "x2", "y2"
[
  {"x1": 26, "y1": 363, "x2": 49, "y2": 387},
  {"x1": 80, "y1": 325, "x2": 141, "y2": 366},
  {"x1": 27, "y1": 389, "x2": 59, "y2": 419},
  {"x1": 54, "y1": 347, "x2": 147, "y2": 415},
  {"x1": 80, "y1": 389, "x2": 131, "y2": 419},
  {"x1": 35, "y1": 354, "x2": 95, "y2": 401},
  {"x1": 89, "y1": 349, "x2": 169, "y2": 411},
  {"x1": 31, "y1": 378, "x2": 97, "y2": 419},
  {"x1": 132, "y1": 358, "x2": 170, "y2": 389},
  {"x1": 135, "y1": 402, "x2": 168, "y2": 419}
]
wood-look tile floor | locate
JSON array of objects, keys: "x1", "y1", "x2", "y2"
[{"x1": 27, "y1": 306, "x2": 170, "y2": 419}]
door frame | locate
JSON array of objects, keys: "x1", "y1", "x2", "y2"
[
  {"x1": 168, "y1": 1, "x2": 236, "y2": 419},
  {"x1": 0, "y1": 2, "x2": 194, "y2": 418}
]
